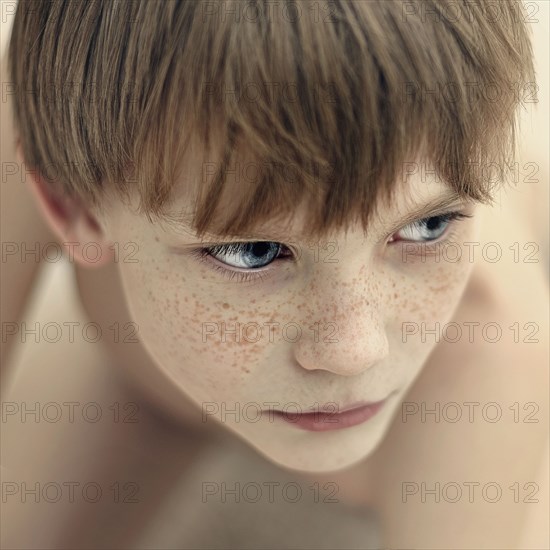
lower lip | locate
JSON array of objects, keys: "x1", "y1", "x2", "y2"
[{"x1": 267, "y1": 400, "x2": 387, "y2": 432}]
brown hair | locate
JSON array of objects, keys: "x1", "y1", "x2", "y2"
[{"x1": 8, "y1": 0, "x2": 536, "y2": 240}]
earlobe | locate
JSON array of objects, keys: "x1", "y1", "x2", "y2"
[{"x1": 16, "y1": 143, "x2": 115, "y2": 269}]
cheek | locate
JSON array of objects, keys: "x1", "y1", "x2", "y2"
[
  {"x1": 401, "y1": 257, "x2": 473, "y2": 320},
  {"x1": 383, "y1": 242, "x2": 477, "y2": 380},
  {"x1": 119, "y1": 248, "x2": 282, "y2": 403},
  {"x1": 388, "y1": 217, "x2": 482, "y2": 324}
]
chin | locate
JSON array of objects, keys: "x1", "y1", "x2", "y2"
[
  {"x1": 233, "y1": 424, "x2": 385, "y2": 474},
  {"x1": 266, "y1": 451, "x2": 372, "y2": 475}
]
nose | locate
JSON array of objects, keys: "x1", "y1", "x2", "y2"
[{"x1": 292, "y1": 271, "x2": 389, "y2": 377}]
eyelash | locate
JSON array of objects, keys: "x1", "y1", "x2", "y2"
[
  {"x1": 189, "y1": 244, "x2": 283, "y2": 285},
  {"x1": 189, "y1": 210, "x2": 472, "y2": 285},
  {"x1": 390, "y1": 211, "x2": 471, "y2": 246}
]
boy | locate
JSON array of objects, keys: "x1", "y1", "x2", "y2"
[{"x1": 2, "y1": 0, "x2": 548, "y2": 547}]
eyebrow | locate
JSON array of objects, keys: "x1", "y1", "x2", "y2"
[{"x1": 161, "y1": 189, "x2": 472, "y2": 242}]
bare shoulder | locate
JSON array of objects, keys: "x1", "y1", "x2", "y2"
[{"x1": 371, "y1": 187, "x2": 549, "y2": 549}]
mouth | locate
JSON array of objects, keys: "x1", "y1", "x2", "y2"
[{"x1": 265, "y1": 393, "x2": 395, "y2": 432}]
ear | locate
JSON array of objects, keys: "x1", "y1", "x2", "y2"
[{"x1": 16, "y1": 143, "x2": 115, "y2": 268}]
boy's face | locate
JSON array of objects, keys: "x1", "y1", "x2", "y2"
[{"x1": 101, "y1": 153, "x2": 481, "y2": 473}]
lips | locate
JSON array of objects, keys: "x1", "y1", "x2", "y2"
[{"x1": 266, "y1": 397, "x2": 390, "y2": 432}]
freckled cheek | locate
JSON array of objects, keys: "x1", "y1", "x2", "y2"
[
  {"x1": 398, "y1": 254, "x2": 474, "y2": 324},
  {"x1": 113, "y1": 225, "x2": 257, "y2": 393},
  {"x1": 121, "y1": 257, "x2": 276, "y2": 393},
  {"x1": 380, "y1": 256, "x2": 474, "y2": 384}
]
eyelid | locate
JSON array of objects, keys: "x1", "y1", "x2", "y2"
[
  {"x1": 405, "y1": 210, "x2": 473, "y2": 230},
  {"x1": 188, "y1": 247, "x2": 275, "y2": 285},
  {"x1": 388, "y1": 210, "x2": 473, "y2": 245},
  {"x1": 383, "y1": 203, "x2": 474, "y2": 237}
]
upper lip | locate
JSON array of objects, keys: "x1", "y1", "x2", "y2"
[
  {"x1": 334, "y1": 401, "x2": 376, "y2": 413},
  {"x1": 308, "y1": 400, "x2": 381, "y2": 414},
  {"x1": 272, "y1": 390, "x2": 398, "y2": 414},
  {"x1": 269, "y1": 395, "x2": 393, "y2": 415}
]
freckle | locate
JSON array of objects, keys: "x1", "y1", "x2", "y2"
[
  {"x1": 222, "y1": 303, "x2": 230, "y2": 309},
  {"x1": 155, "y1": 236, "x2": 159, "y2": 242}
]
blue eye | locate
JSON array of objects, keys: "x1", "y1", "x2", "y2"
[
  {"x1": 199, "y1": 242, "x2": 290, "y2": 269},
  {"x1": 393, "y1": 212, "x2": 471, "y2": 242}
]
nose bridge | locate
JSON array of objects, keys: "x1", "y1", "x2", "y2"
[{"x1": 293, "y1": 267, "x2": 389, "y2": 377}]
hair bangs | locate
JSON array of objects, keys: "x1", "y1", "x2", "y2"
[
  {"x1": 139, "y1": 0, "x2": 534, "y2": 240},
  {"x1": 9, "y1": 0, "x2": 536, "y2": 240}
]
